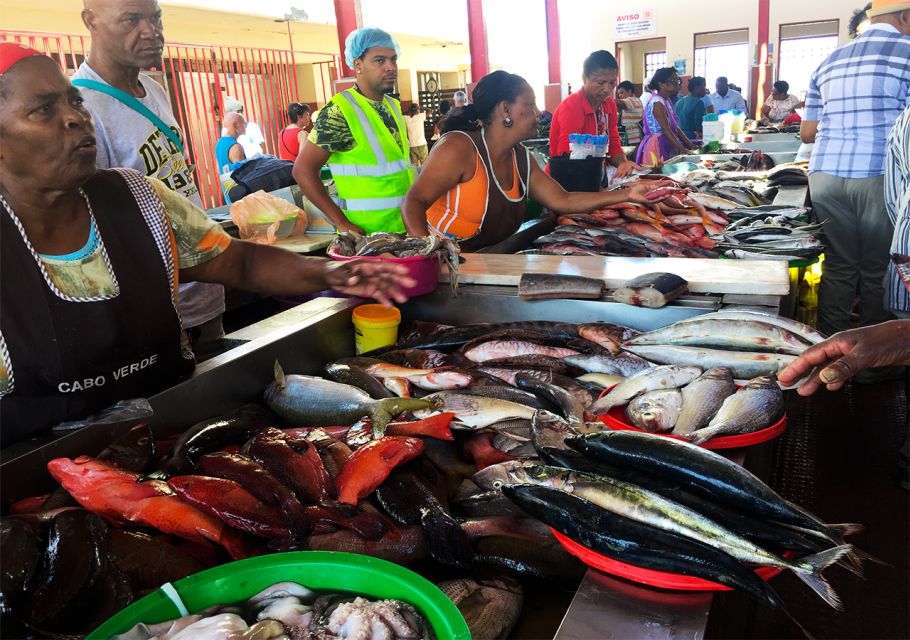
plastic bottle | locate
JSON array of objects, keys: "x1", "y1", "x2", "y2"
[
  {"x1": 593, "y1": 135, "x2": 607, "y2": 157},
  {"x1": 569, "y1": 134, "x2": 584, "y2": 159},
  {"x1": 582, "y1": 134, "x2": 596, "y2": 158}
]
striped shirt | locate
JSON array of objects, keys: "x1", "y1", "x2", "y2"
[
  {"x1": 806, "y1": 24, "x2": 910, "y2": 179},
  {"x1": 886, "y1": 107, "x2": 910, "y2": 313}
]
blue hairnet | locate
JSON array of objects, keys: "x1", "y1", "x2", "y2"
[{"x1": 344, "y1": 27, "x2": 400, "y2": 68}]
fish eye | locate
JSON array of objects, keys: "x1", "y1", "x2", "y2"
[{"x1": 493, "y1": 480, "x2": 503, "y2": 489}]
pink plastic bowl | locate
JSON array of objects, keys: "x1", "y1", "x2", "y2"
[{"x1": 327, "y1": 246, "x2": 440, "y2": 297}]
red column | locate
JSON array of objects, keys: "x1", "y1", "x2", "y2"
[
  {"x1": 466, "y1": 0, "x2": 489, "y2": 81},
  {"x1": 753, "y1": 0, "x2": 772, "y2": 120},
  {"x1": 545, "y1": 0, "x2": 561, "y2": 84},
  {"x1": 333, "y1": 0, "x2": 362, "y2": 78}
]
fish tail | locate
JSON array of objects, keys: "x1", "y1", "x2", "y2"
[
  {"x1": 826, "y1": 522, "x2": 864, "y2": 537},
  {"x1": 685, "y1": 427, "x2": 717, "y2": 445},
  {"x1": 792, "y1": 544, "x2": 852, "y2": 610},
  {"x1": 370, "y1": 397, "x2": 431, "y2": 438},
  {"x1": 839, "y1": 545, "x2": 888, "y2": 578},
  {"x1": 274, "y1": 360, "x2": 286, "y2": 389}
]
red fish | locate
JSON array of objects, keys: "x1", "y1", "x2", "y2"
[
  {"x1": 168, "y1": 475, "x2": 290, "y2": 538},
  {"x1": 463, "y1": 432, "x2": 514, "y2": 470},
  {"x1": 335, "y1": 437, "x2": 424, "y2": 505},
  {"x1": 387, "y1": 412, "x2": 455, "y2": 440},
  {"x1": 9, "y1": 494, "x2": 50, "y2": 514},
  {"x1": 248, "y1": 427, "x2": 336, "y2": 504},
  {"x1": 46, "y1": 456, "x2": 251, "y2": 558}
]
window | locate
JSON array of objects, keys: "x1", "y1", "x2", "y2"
[
  {"x1": 778, "y1": 21, "x2": 839, "y2": 99},
  {"x1": 694, "y1": 29, "x2": 750, "y2": 100},
  {"x1": 644, "y1": 51, "x2": 667, "y2": 83}
]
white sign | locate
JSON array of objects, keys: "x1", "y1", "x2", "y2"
[{"x1": 614, "y1": 8, "x2": 657, "y2": 39}]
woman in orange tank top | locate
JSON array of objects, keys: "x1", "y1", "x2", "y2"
[{"x1": 402, "y1": 71, "x2": 670, "y2": 251}]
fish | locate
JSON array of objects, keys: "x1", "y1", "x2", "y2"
[
  {"x1": 379, "y1": 348, "x2": 450, "y2": 369},
  {"x1": 385, "y1": 412, "x2": 456, "y2": 440},
  {"x1": 383, "y1": 376, "x2": 412, "y2": 396},
  {"x1": 464, "y1": 432, "x2": 517, "y2": 469},
  {"x1": 725, "y1": 248, "x2": 817, "y2": 261},
  {"x1": 567, "y1": 431, "x2": 861, "y2": 544},
  {"x1": 505, "y1": 370, "x2": 595, "y2": 407},
  {"x1": 274, "y1": 525, "x2": 427, "y2": 567},
  {"x1": 564, "y1": 352, "x2": 652, "y2": 376},
  {"x1": 516, "y1": 373, "x2": 585, "y2": 427},
  {"x1": 491, "y1": 464, "x2": 849, "y2": 609},
  {"x1": 687, "y1": 375, "x2": 784, "y2": 445},
  {"x1": 334, "y1": 436, "x2": 424, "y2": 505},
  {"x1": 625, "y1": 388, "x2": 683, "y2": 432},
  {"x1": 47, "y1": 456, "x2": 251, "y2": 559},
  {"x1": 577, "y1": 322, "x2": 640, "y2": 354},
  {"x1": 673, "y1": 310, "x2": 825, "y2": 345},
  {"x1": 576, "y1": 373, "x2": 625, "y2": 388},
  {"x1": 437, "y1": 576, "x2": 524, "y2": 640},
  {"x1": 396, "y1": 321, "x2": 580, "y2": 350},
  {"x1": 461, "y1": 516, "x2": 553, "y2": 543},
  {"x1": 612, "y1": 272, "x2": 689, "y2": 308},
  {"x1": 167, "y1": 475, "x2": 290, "y2": 538},
  {"x1": 501, "y1": 485, "x2": 809, "y2": 627},
  {"x1": 518, "y1": 273, "x2": 605, "y2": 301},
  {"x1": 477, "y1": 355, "x2": 570, "y2": 371},
  {"x1": 107, "y1": 529, "x2": 204, "y2": 594},
  {"x1": 472, "y1": 532, "x2": 585, "y2": 581},
  {"x1": 462, "y1": 340, "x2": 580, "y2": 363},
  {"x1": 264, "y1": 362, "x2": 433, "y2": 437},
  {"x1": 248, "y1": 427, "x2": 335, "y2": 505},
  {"x1": 628, "y1": 318, "x2": 811, "y2": 355},
  {"x1": 687, "y1": 192, "x2": 745, "y2": 210},
  {"x1": 324, "y1": 362, "x2": 394, "y2": 399},
  {"x1": 198, "y1": 451, "x2": 315, "y2": 535},
  {"x1": 0, "y1": 517, "x2": 43, "y2": 616},
  {"x1": 460, "y1": 382, "x2": 557, "y2": 412},
  {"x1": 673, "y1": 367, "x2": 736, "y2": 435},
  {"x1": 589, "y1": 365, "x2": 702, "y2": 415},
  {"x1": 362, "y1": 362, "x2": 473, "y2": 390},
  {"x1": 420, "y1": 392, "x2": 540, "y2": 429},
  {"x1": 374, "y1": 471, "x2": 474, "y2": 569},
  {"x1": 621, "y1": 344, "x2": 796, "y2": 379},
  {"x1": 145, "y1": 405, "x2": 272, "y2": 480},
  {"x1": 303, "y1": 428, "x2": 354, "y2": 477},
  {"x1": 530, "y1": 409, "x2": 580, "y2": 452}
]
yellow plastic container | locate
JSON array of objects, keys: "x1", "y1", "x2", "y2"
[{"x1": 353, "y1": 304, "x2": 401, "y2": 354}]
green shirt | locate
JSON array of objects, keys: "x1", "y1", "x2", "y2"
[
  {"x1": 308, "y1": 87, "x2": 402, "y2": 153},
  {"x1": 674, "y1": 95, "x2": 706, "y2": 140}
]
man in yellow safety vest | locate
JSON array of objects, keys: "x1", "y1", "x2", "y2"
[{"x1": 293, "y1": 27, "x2": 413, "y2": 235}]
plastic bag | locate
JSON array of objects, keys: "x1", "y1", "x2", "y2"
[
  {"x1": 51, "y1": 398, "x2": 154, "y2": 433},
  {"x1": 230, "y1": 190, "x2": 307, "y2": 244}
]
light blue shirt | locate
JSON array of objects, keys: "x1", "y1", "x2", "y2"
[{"x1": 710, "y1": 90, "x2": 746, "y2": 112}]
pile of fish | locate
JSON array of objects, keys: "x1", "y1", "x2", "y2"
[
  {"x1": 328, "y1": 231, "x2": 461, "y2": 294},
  {"x1": 713, "y1": 212, "x2": 825, "y2": 262},
  {"x1": 1, "y1": 314, "x2": 829, "y2": 637},
  {"x1": 476, "y1": 430, "x2": 866, "y2": 636},
  {"x1": 591, "y1": 366, "x2": 785, "y2": 444},
  {"x1": 114, "y1": 581, "x2": 434, "y2": 640}
]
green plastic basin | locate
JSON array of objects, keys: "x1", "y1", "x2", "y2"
[{"x1": 88, "y1": 551, "x2": 470, "y2": 639}]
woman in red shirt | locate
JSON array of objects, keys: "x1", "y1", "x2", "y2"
[
  {"x1": 549, "y1": 50, "x2": 638, "y2": 178},
  {"x1": 278, "y1": 102, "x2": 311, "y2": 161}
]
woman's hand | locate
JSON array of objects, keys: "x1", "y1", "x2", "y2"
[
  {"x1": 334, "y1": 220, "x2": 365, "y2": 235},
  {"x1": 623, "y1": 181, "x2": 674, "y2": 204},
  {"x1": 778, "y1": 320, "x2": 910, "y2": 395},
  {"x1": 323, "y1": 260, "x2": 416, "y2": 307},
  {"x1": 613, "y1": 160, "x2": 640, "y2": 178}
]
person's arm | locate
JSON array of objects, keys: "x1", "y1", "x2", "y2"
[
  {"x1": 292, "y1": 141, "x2": 362, "y2": 234},
  {"x1": 228, "y1": 142, "x2": 245, "y2": 163},
  {"x1": 184, "y1": 240, "x2": 413, "y2": 306},
  {"x1": 296, "y1": 128, "x2": 307, "y2": 151},
  {"x1": 605, "y1": 98, "x2": 639, "y2": 176},
  {"x1": 778, "y1": 321, "x2": 910, "y2": 395},
  {"x1": 761, "y1": 102, "x2": 772, "y2": 117},
  {"x1": 401, "y1": 135, "x2": 475, "y2": 236},
  {"x1": 528, "y1": 161, "x2": 671, "y2": 214},
  {"x1": 652, "y1": 101, "x2": 689, "y2": 155},
  {"x1": 800, "y1": 120, "x2": 819, "y2": 144}
]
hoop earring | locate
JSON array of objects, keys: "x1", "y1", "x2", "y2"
[{"x1": 503, "y1": 117, "x2": 513, "y2": 128}]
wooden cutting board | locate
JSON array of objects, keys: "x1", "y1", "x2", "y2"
[
  {"x1": 273, "y1": 234, "x2": 334, "y2": 254},
  {"x1": 440, "y1": 254, "x2": 790, "y2": 295}
]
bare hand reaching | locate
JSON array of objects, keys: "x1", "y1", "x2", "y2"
[
  {"x1": 778, "y1": 320, "x2": 910, "y2": 395},
  {"x1": 323, "y1": 260, "x2": 416, "y2": 307}
]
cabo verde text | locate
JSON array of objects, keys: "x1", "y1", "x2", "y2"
[{"x1": 57, "y1": 354, "x2": 159, "y2": 393}]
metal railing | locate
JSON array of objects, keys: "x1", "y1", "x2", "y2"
[{"x1": 1, "y1": 30, "x2": 341, "y2": 208}]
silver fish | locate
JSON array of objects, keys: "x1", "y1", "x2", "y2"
[
  {"x1": 688, "y1": 375, "x2": 784, "y2": 445},
  {"x1": 673, "y1": 367, "x2": 736, "y2": 435},
  {"x1": 625, "y1": 389, "x2": 683, "y2": 433},
  {"x1": 589, "y1": 365, "x2": 702, "y2": 415},
  {"x1": 565, "y1": 353, "x2": 652, "y2": 377},
  {"x1": 622, "y1": 344, "x2": 796, "y2": 380},
  {"x1": 673, "y1": 310, "x2": 825, "y2": 345},
  {"x1": 627, "y1": 318, "x2": 811, "y2": 355},
  {"x1": 419, "y1": 392, "x2": 541, "y2": 429}
]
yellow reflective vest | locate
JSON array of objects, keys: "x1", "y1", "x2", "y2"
[{"x1": 327, "y1": 89, "x2": 414, "y2": 234}]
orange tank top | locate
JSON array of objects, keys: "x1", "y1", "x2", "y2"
[{"x1": 426, "y1": 130, "x2": 526, "y2": 246}]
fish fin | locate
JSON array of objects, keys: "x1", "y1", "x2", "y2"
[
  {"x1": 839, "y1": 545, "x2": 888, "y2": 578},
  {"x1": 793, "y1": 544, "x2": 852, "y2": 611},
  {"x1": 274, "y1": 360, "x2": 287, "y2": 389},
  {"x1": 138, "y1": 469, "x2": 169, "y2": 482},
  {"x1": 685, "y1": 428, "x2": 716, "y2": 445},
  {"x1": 825, "y1": 522, "x2": 864, "y2": 537},
  {"x1": 420, "y1": 508, "x2": 474, "y2": 569}
]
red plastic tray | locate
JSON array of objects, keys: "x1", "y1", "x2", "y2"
[
  {"x1": 551, "y1": 528, "x2": 785, "y2": 591},
  {"x1": 595, "y1": 387, "x2": 787, "y2": 449}
]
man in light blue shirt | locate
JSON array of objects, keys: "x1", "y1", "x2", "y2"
[{"x1": 709, "y1": 77, "x2": 747, "y2": 112}]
